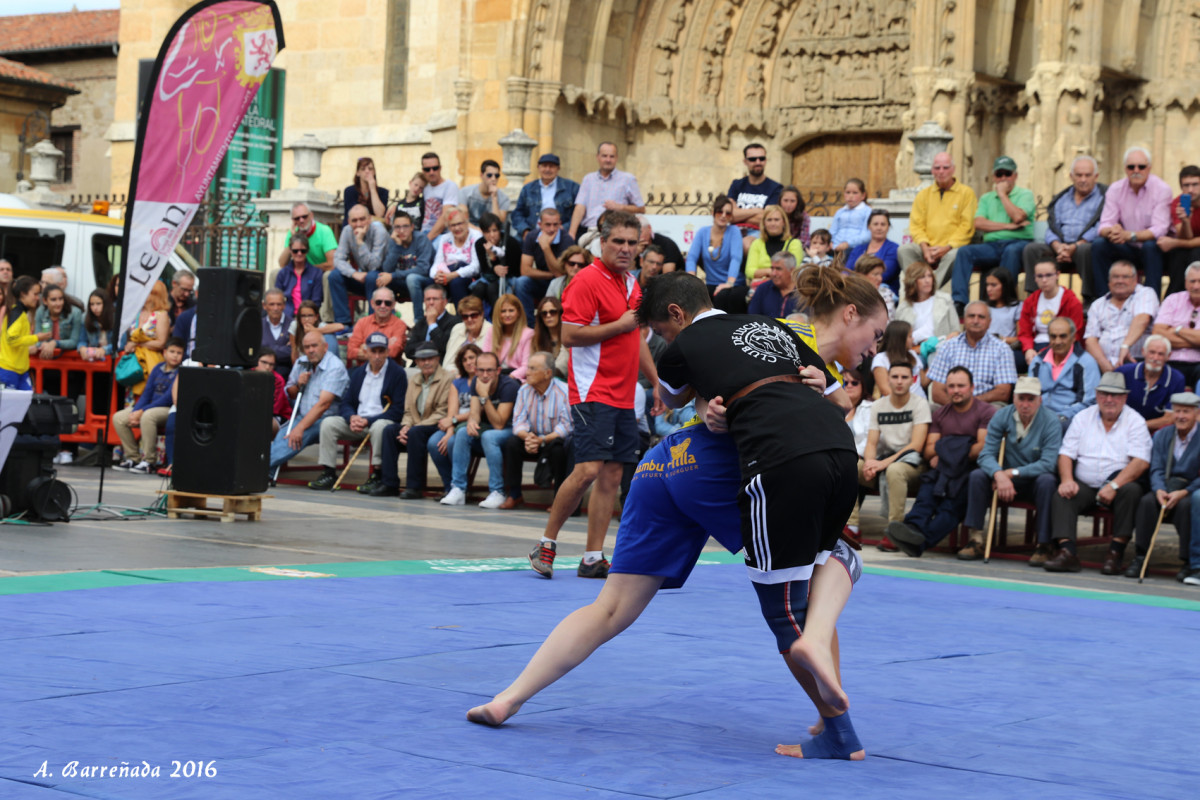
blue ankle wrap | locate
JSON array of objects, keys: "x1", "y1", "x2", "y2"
[{"x1": 800, "y1": 711, "x2": 863, "y2": 759}]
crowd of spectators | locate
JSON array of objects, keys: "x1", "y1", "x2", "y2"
[{"x1": 7, "y1": 139, "x2": 1200, "y2": 587}]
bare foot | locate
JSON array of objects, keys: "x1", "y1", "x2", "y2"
[
  {"x1": 808, "y1": 717, "x2": 824, "y2": 736},
  {"x1": 466, "y1": 699, "x2": 522, "y2": 727},
  {"x1": 775, "y1": 742, "x2": 865, "y2": 760},
  {"x1": 790, "y1": 637, "x2": 849, "y2": 713}
]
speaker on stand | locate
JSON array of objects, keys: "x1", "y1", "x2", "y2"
[
  {"x1": 173, "y1": 368, "x2": 273, "y2": 496},
  {"x1": 192, "y1": 267, "x2": 263, "y2": 367}
]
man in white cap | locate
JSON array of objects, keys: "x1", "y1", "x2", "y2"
[
  {"x1": 1044, "y1": 371, "x2": 1151, "y2": 573},
  {"x1": 1131, "y1": 391, "x2": 1200, "y2": 580},
  {"x1": 954, "y1": 375, "x2": 1063, "y2": 564}
]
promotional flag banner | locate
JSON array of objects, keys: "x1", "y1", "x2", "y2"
[{"x1": 116, "y1": 0, "x2": 284, "y2": 336}]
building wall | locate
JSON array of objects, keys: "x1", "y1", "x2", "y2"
[
  {"x1": 32, "y1": 55, "x2": 116, "y2": 198},
  {"x1": 107, "y1": 0, "x2": 1200, "y2": 213},
  {"x1": 0, "y1": 88, "x2": 60, "y2": 193}
]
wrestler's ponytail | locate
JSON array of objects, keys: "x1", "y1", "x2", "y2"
[{"x1": 792, "y1": 266, "x2": 884, "y2": 324}]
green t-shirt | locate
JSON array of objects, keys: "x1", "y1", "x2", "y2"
[
  {"x1": 284, "y1": 222, "x2": 338, "y2": 267},
  {"x1": 977, "y1": 186, "x2": 1035, "y2": 242}
]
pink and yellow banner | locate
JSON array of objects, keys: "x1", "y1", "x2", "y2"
[{"x1": 118, "y1": 0, "x2": 284, "y2": 335}]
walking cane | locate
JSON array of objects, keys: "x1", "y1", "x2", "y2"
[
  {"x1": 983, "y1": 439, "x2": 1007, "y2": 564},
  {"x1": 271, "y1": 383, "x2": 306, "y2": 483},
  {"x1": 1139, "y1": 504, "x2": 1167, "y2": 583},
  {"x1": 331, "y1": 398, "x2": 392, "y2": 492}
]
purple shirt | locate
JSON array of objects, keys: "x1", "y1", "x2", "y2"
[
  {"x1": 1154, "y1": 290, "x2": 1200, "y2": 362},
  {"x1": 1098, "y1": 174, "x2": 1173, "y2": 241},
  {"x1": 575, "y1": 168, "x2": 644, "y2": 229}
]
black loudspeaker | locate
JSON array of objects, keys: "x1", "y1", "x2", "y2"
[
  {"x1": 173, "y1": 367, "x2": 273, "y2": 495},
  {"x1": 193, "y1": 267, "x2": 263, "y2": 367}
]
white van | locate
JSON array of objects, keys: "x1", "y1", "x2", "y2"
[{"x1": 0, "y1": 206, "x2": 199, "y2": 296}]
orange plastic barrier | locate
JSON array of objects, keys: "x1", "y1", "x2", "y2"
[{"x1": 29, "y1": 352, "x2": 123, "y2": 446}]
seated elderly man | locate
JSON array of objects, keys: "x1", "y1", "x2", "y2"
[
  {"x1": 1151, "y1": 261, "x2": 1200, "y2": 388},
  {"x1": 886, "y1": 366, "x2": 995, "y2": 558},
  {"x1": 372, "y1": 344, "x2": 455, "y2": 499},
  {"x1": 328, "y1": 203, "x2": 390, "y2": 326},
  {"x1": 747, "y1": 251, "x2": 800, "y2": 318},
  {"x1": 852, "y1": 362, "x2": 931, "y2": 544},
  {"x1": 1092, "y1": 146, "x2": 1172, "y2": 297},
  {"x1": 927, "y1": 302, "x2": 1017, "y2": 406},
  {"x1": 268, "y1": 331, "x2": 350, "y2": 474},
  {"x1": 307, "y1": 332, "x2": 406, "y2": 493},
  {"x1": 260, "y1": 289, "x2": 294, "y2": 374},
  {"x1": 955, "y1": 376, "x2": 1063, "y2": 564},
  {"x1": 1116, "y1": 334, "x2": 1184, "y2": 432},
  {"x1": 441, "y1": 350, "x2": 519, "y2": 509},
  {"x1": 347, "y1": 287, "x2": 407, "y2": 365},
  {"x1": 897, "y1": 152, "x2": 977, "y2": 288},
  {"x1": 1021, "y1": 155, "x2": 1105, "y2": 304},
  {"x1": 499, "y1": 351, "x2": 573, "y2": 509},
  {"x1": 1043, "y1": 371, "x2": 1152, "y2": 573},
  {"x1": 1028, "y1": 317, "x2": 1100, "y2": 430},
  {"x1": 1083, "y1": 259, "x2": 1159, "y2": 373},
  {"x1": 1129, "y1": 392, "x2": 1200, "y2": 580}
]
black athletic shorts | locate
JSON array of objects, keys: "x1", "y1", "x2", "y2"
[
  {"x1": 570, "y1": 401, "x2": 639, "y2": 464},
  {"x1": 739, "y1": 449, "x2": 858, "y2": 584}
]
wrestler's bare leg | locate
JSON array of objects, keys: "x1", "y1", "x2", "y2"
[
  {"x1": 784, "y1": 630, "x2": 841, "y2": 736},
  {"x1": 467, "y1": 573, "x2": 664, "y2": 726},
  {"x1": 788, "y1": 560, "x2": 852, "y2": 713}
]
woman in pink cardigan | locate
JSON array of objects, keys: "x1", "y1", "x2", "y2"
[
  {"x1": 1019, "y1": 259, "x2": 1084, "y2": 365},
  {"x1": 480, "y1": 293, "x2": 534, "y2": 382}
]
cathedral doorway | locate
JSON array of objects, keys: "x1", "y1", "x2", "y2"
[{"x1": 790, "y1": 132, "x2": 902, "y2": 202}]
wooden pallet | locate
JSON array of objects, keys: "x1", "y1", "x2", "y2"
[{"x1": 162, "y1": 491, "x2": 271, "y2": 522}]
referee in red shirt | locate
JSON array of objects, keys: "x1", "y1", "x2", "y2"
[{"x1": 529, "y1": 211, "x2": 664, "y2": 578}]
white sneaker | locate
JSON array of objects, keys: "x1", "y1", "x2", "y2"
[
  {"x1": 130, "y1": 460, "x2": 152, "y2": 475},
  {"x1": 439, "y1": 486, "x2": 466, "y2": 506},
  {"x1": 56, "y1": 450, "x2": 73, "y2": 465},
  {"x1": 478, "y1": 491, "x2": 506, "y2": 509}
]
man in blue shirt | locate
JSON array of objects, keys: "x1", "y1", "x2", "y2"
[
  {"x1": 1117, "y1": 333, "x2": 1185, "y2": 432},
  {"x1": 747, "y1": 251, "x2": 800, "y2": 318},
  {"x1": 379, "y1": 211, "x2": 433, "y2": 303},
  {"x1": 510, "y1": 153, "x2": 580, "y2": 241},
  {"x1": 269, "y1": 331, "x2": 350, "y2": 473},
  {"x1": 1021, "y1": 155, "x2": 1105, "y2": 303},
  {"x1": 515, "y1": 208, "x2": 575, "y2": 324},
  {"x1": 1028, "y1": 317, "x2": 1101, "y2": 430}
]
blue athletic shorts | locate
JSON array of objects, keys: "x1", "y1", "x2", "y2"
[
  {"x1": 609, "y1": 423, "x2": 743, "y2": 589},
  {"x1": 0, "y1": 368, "x2": 32, "y2": 391},
  {"x1": 571, "y1": 401, "x2": 640, "y2": 464}
]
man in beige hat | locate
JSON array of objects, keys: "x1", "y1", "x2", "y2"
[
  {"x1": 954, "y1": 375, "x2": 1063, "y2": 562},
  {"x1": 1044, "y1": 371, "x2": 1151, "y2": 573}
]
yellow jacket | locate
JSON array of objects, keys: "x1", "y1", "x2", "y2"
[
  {"x1": 0, "y1": 310, "x2": 38, "y2": 375},
  {"x1": 908, "y1": 179, "x2": 977, "y2": 249}
]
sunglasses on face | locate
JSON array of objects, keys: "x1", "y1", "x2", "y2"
[
  {"x1": 566, "y1": 260, "x2": 587, "y2": 268},
  {"x1": 746, "y1": 156, "x2": 766, "y2": 163},
  {"x1": 292, "y1": 248, "x2": 308, "y2": 254},
  {"x1": 374, "y1": 299, "x2": 395, "y2": 307},
  {"x1": 540, "y1": 309, "x2": 561, "y2": 317},
  {"x1": 844, "y1": 380, "x2": 861, "y2": 386},
  {"x1": 460, "y1": 312, "x2": 481, "y2": 320},
  {"x1": 423, "y1": 165, "x2": 441, "y2": 172},
  {"x1": 1127, "y1": 164, "x2": 1148, "y2": 171},
  {"x1": 994, "y1": 170, "x2": 1013, "y2": 178},
  {"x1": 292, "y1": 214, "x2": 310, "y2": 221},
  {"x1": 484, "y1": 172, "x2": 500, "y2": 179}
]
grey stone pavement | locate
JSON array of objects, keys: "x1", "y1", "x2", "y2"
[{"x1": 2, "y1": 453, "x2": 1198, "y2": 604}]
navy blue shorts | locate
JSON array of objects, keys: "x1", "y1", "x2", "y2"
[
  {"x1": 570, "y1": 401, "x2": 639, "y2": 464},
  {"x1": 753, "y1": 539, "x2": 863, "y2": 652},
  {"x1": 609, "y1": 424, "x2": 744, "y2": 589}
]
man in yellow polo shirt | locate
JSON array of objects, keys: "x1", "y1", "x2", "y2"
[{"x1": 898, "y1": 151, "x2": 978, "y2": 290}]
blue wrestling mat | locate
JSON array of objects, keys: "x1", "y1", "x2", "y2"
[{"x1": 1, "y1": 562, "x2": 1197, "y2": 799}]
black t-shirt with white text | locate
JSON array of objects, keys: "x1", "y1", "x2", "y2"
[
  {"x1": 657, "y1": 314, "x2": 854, "y2": 474},
  {"x1": 727, "y1": 176, "x2": 783, "y2": 217}
]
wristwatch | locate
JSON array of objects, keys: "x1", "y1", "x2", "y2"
[
  {"x1": 1010, "y1": 468, "x2": 1020, "y2": 478},
  {"x1": 1110, "y1": 481, "x2": 1120, "y2": 491}
]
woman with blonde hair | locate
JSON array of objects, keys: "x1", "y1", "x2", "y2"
[
  {"x1": 893, "y1": 261, "x2": 959, "y2": 350},
  {"x1": 120, "y1": 281, "x2": 170, "y2": 398},
  {"x1": 480, "y1": 293, "x2": 534, "y2": 381},
  {"x1": 744, "y1": 204, "x2": 805, "y2": 283}
]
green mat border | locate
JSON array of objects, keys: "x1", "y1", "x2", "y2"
[{"x1": 3, "y1": 552, "x2": 1199, "y2": 611}]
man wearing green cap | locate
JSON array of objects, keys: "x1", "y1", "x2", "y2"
[{"x1": 949, "y1": 156, "x2": 1036, "y2": 313}]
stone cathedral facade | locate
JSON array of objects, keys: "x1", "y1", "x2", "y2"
[{"x1": 108, "y1": 0, "x2": 1200, "y2": 206}]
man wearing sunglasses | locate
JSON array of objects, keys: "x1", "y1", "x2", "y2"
[
  {"x1": 1093, "y1": 146, "x2": 1173, "y2": 297},
  {"x1": 419, "y1": 151, "x2": 462, "y2": 241},
  {"x1": 949, "y1": 156, "x2": 1035, "y2": 314},
  {"x1": 277, "y1": 202, "x2": 336, "y2": 273},
  {"x1": 347, "y1": 286, "x2": 408, "y2": 364},
  {"x1": 727, "y1": 143, "x2": 782, "y2": 254},
  {"x1": 461, "y1": 159, "x2": 511, "y2": 228}
]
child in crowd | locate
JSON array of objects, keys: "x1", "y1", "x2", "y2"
[
  {"x1": 802, "y1": 229, "x2": 834, "y2": 267},
  {"x1": 392, "y1": 171, "x2": 426, "y2": 231}
]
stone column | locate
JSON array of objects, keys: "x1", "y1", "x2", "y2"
[
  {"x1": 498, "y1": 129, "x2": 538, "y2": 204},
  {"x1": 253, "y1": 134, "x2": 340, "y2": 281},
  {"x1": 874, "y1": 121, "x2": 953, "y2": 217},
  {"x1": 17, "y1": 140, "x2": 69, "y2": 210}
]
